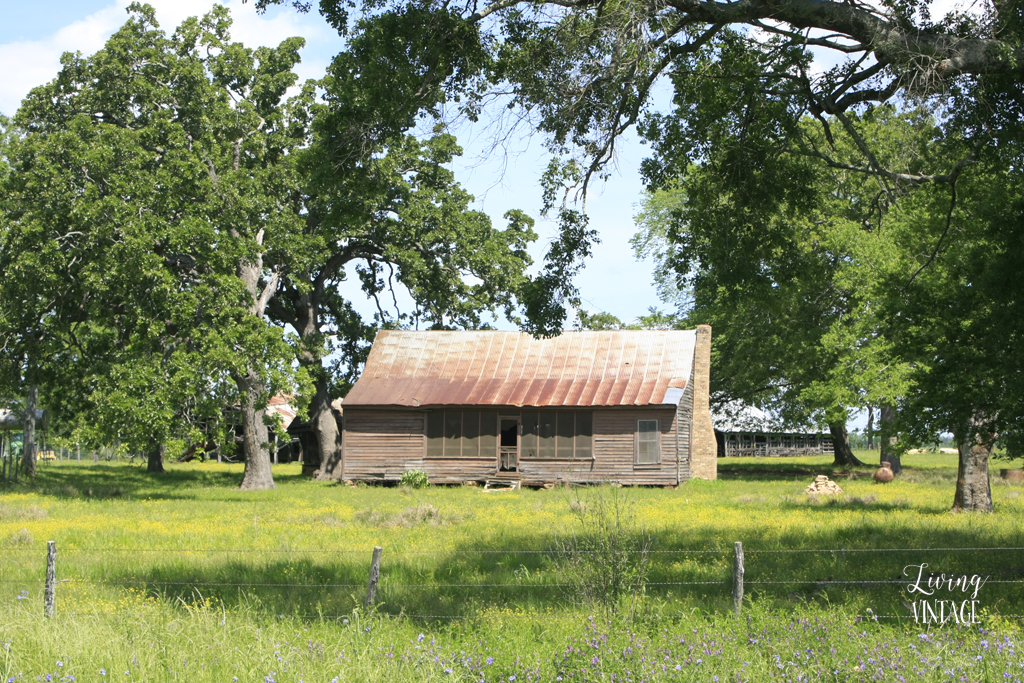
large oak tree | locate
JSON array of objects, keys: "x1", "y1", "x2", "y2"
[
  {"x1": 633, "y1": 107, "x2": 933, "y2": 470},
  {"x1": 0, "y1": 4, "x2": 304, "y2": 489},
  {"x1": 267, "y1": 123, "x2": 538, "y2": 478}
]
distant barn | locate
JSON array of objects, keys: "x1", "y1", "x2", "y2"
[
  {"x1": 713, "y1": 404, "x2": 833, "y2": 457},
  {"x1": 339, "y1": 326, "x2": 717, "y2": 486}
]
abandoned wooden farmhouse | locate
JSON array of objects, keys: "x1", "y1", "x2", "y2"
[{"x1": 339, "y1": 326, "x2": 717, "y2": 485}]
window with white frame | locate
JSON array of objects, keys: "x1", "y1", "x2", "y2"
[{"x1": 636, "y1": 419, "x2": 660, "y2": 464}]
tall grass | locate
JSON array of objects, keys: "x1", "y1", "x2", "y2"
[
  {"x1": 2, "y1": 599, "x2": 1022, "y2": 682},
  {"x1": 1, "y1": 454, "x2": 1023, "y2": 679}
]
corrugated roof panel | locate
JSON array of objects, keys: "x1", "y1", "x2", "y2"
[
  {"x1": 608, "y1": 377, "x2": 632, "y2": 405},
  {"x1": 492, "y1": 376, "x2": 522, "y2": 406},
  {"x1": 547, "y1": 378, "x2": 572, "y2": 406},
  {"x1": 576, "y1": 378, "x2": 601, "y2": 406},
  {"x1": 563, "y1": 377, "x2": 589, "y2": 406},
  {"x1": 344, "y1": 330, "x2": 698, "y2": 407},
  {"x1": 466, "y1": 334, "x2": 492, "y2": 384}
]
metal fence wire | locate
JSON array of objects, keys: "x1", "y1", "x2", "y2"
[{"x1": 2, "y1": 542, "x2": 1022, "y2": 621}]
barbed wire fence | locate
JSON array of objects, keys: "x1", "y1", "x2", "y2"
[{"x1": 2, "y1": 542, "x2": 1023, "y2": 622}]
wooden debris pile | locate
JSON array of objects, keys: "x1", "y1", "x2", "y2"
[{"x1": 805, "y1": 475, "x2": 843, "y2": 496}]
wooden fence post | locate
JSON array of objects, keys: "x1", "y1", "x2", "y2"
[
  {"x1": 365, "y1": 546, "x2": 383, "y2": 607},
  {"x1": 44, "y1": 540, "x2": 56, "y2": 619},
  {"x1": 733, "y1": 541, "x2": 744, "y2": 616}
]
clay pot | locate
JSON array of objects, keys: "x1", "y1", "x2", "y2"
[{"x1": 873, "y1": 461, "x2": 895, "y2": 483}]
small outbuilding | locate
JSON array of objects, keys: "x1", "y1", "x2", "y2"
[
  {"x1": 339, "y1": 326, "x2": 716, "y2": 485},
  {"x1": 713, "y1": 404, "x2": 833, "y2": 457}
]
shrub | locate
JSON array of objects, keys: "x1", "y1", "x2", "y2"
[
  {"x1": 399, "y1": 469, "x2": 430, "y2": 489},
  {"x1": 0, "y1": 503, "x2": 48, "y2": 521},
  {"x1": 396, "y1": 504, "x2": 442, "y2": 526},
  {"x1": 553, "y1": 487, "x2": 651, "y2": 617},
  {"x1": 8, "y1": 528, "x2": 33, "y2": 546},
  {"x1": 354, "y1": 504, "x2": 457, "y2": 528}
]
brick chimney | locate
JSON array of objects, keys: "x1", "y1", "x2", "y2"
[{"x1": 690, "y1": 324, "x2": 717, "y2": 480}]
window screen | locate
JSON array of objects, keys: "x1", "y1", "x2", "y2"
[
  {"x1": 426, "y1": 411, "x2": 444, "y2": 457},
  {"x1": 575, "y1": 412, "x2": 593, "y2": 459},
  {"x1": 426, "y1": 410, "x2": 497, "y2": 458},
  {"x1": 444, "y1": 411, "x2": 462, "y2": 457},
  {"x1": 556, "y1": 412, "x2": 575, "y2": 458},
  {"x1": 637, "y1": 420, "x2": 660, "y2": 464},
  {"x1": 480, "y1": 410, "x2": 498, "y2": 458},
  {"x1": 538, "y1": 411, "x2": 557, "y2": 458},
  {"x1": 519, "y1": 411, "x2": 594, "y2": 458},
  {"x1": 463, "y1": 410, "x2": 480, "y2": 458},
  {"x1": 429, "y1": 410, "x2": 597, "y2": 459},
  {"x1": 521, "y1": 411, "x2": 539, "y2": 458}
]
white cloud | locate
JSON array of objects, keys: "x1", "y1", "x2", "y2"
[
  {"x1": 0, "y1": 1, "x2": 342, "y2": 116},
  {"x1": 0, "y1": 4, "x2": 123, "y2": 115}
]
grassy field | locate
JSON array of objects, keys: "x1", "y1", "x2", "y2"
[{"x1": 2, "y1": 452, "x2": 1023, "y2": 681}]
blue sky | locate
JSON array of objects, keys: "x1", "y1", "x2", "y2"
[{"x1": 0, "y1": 0, "x2": 666, "y2": 329}]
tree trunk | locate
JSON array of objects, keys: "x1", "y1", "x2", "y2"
[
  {"x1": 866, "y1": 405, "x2": 874, "y2": 450},
  {"x1": 283, "y1": 288, "x2": 344, "y2": 480},
  {"x1": 147, "y1": 442, "x2": 165, "y2": 473},
  {"x1": 830, "y1": 421, "x2": 866, "y2": 467},
  {"x1": 952, "y1": 413, "x2": 994, "y2": 513},
  {"x1": 878, "y1": 404, "x2": 902, "y2": 474},
  {"x1": 230, "y1": 226, "x2": 280, "y2": 491},
  {"x1": 22, "y1": 385, "x2": 37, "y2": 478},
  {"x1": 312, "y1": 381, "x2": 344, "y2": 480},
  {"x1": 236, "y1": 371, "x2": 276, "y2": 490}
]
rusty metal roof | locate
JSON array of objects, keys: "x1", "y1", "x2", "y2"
[{"x1": 343, "y1": 330, "x2": 697, "y2": 407}]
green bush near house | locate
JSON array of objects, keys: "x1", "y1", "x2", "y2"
[{"x1": 399, "y1": 469, "x2": 431, "y2": 489}]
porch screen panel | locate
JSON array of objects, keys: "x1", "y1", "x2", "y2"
[
  {"x1": 575, "y1": 411, "x2": 593, "y2": 459},
  {"x1": 426, "y1": 410, "x2": 444, "y2": 457},
  {"x1": 463, "y1": 410, "x2": 481, "y2": 458},
  {"x1": 480, "y1": 410, "x2": 498, "y2": 459},
  {"x1": 521, "y1": 411, "x2": 539, "y2": 458},
  {"x1": 538, "y1": 411, "x2": 557, "y2": 458},
  {"x1": 445, "y1": 411, "x2": 462, "y2": 457},
  {"x1": 557, "y1": 412, "x2": 575, "y2": 458}
]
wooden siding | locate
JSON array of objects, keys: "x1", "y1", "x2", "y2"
[
  {"x1": 517, "y1": 408, "x2": 679, "y2": 486},
  {"x1": 343, "y1": 408, "x2": 495, "y2": 483},
  {"x1": 342, "y1": 410, "x2": 427, "y2": 481},
  {"x1": 676, "y1": 371, "x2": 695, "y2": 482},
  {"x1": 343, "y1": 406, "x2": 682, "y2": 485}
]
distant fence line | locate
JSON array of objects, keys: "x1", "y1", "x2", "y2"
[{"x1": 3, "y1": 542, "x2": 1023, "y2": 622}]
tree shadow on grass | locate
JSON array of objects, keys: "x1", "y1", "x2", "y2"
[
  {"x1": 775, "y1": 494, "x2": 945, "y2": 514},
  {"x1": 717, "y1": 461, "x2": 876, "y2": 483},
  {"x1": 1, "y1": 464, "x2": 310, "y2": 501},
  {"x1": 718, "y1": 462, "x2": 959, "y2": 488}
]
